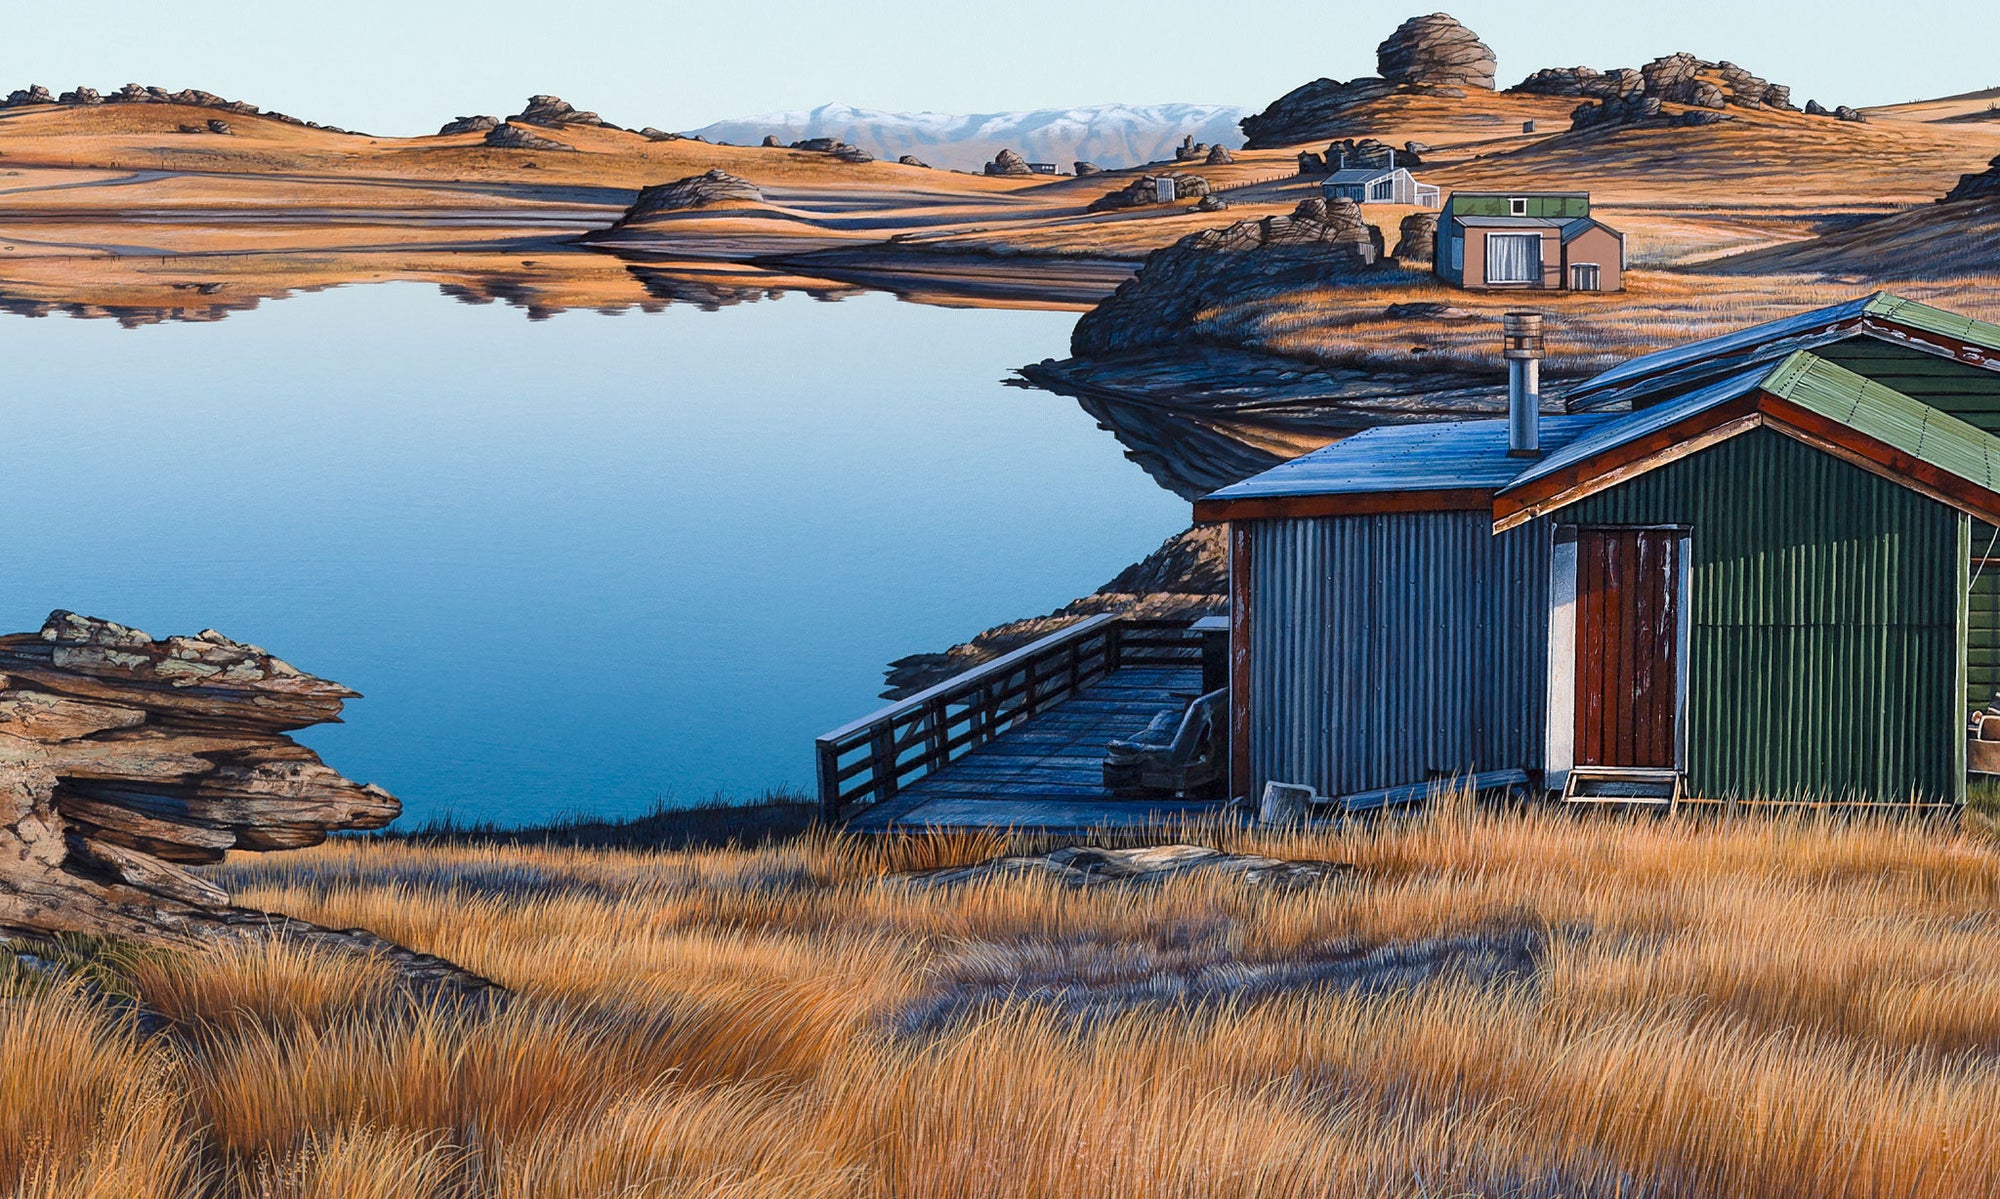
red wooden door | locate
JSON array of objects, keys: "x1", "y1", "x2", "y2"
[{"x1": 1574, "y1": 529, "x2": 1681, "y2": 768}]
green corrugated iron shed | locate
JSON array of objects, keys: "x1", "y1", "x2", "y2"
[
  {"x1": 1206, "y1": 304, "x2": 2000, "y2": 809},
  {"x1": 1555, "y1": 430, "x2": 1966, "y2": 803}
]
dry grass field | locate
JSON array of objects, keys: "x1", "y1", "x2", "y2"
[{"x1": 8, "y1": 799, "x2": 2000, "y2": 1198}]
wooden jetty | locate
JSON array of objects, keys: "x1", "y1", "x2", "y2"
[{"x1": 818, "y1": 615, "x2": 1232, "y2": 833}]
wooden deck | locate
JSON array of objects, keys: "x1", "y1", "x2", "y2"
[{"x1": 843, "y1": 664, "x2": 1228, "y2": 833}]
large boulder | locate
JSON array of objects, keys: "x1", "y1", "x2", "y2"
[
  {"x1": 4, "y1": 85, "x2": 55, "y2": 107},
  {"x1": 483, "y1": 122, "x2": 573, "y2": 151},
  {"x1": 508, "y1": 94, "x2": 608, "y2": 127},
  {"x1": 438, "y1": 114, "x2": 500, "y2": 136},
  {"x1": 0, "y1": 612, "x2": 397, "y2": 937},
  {"x1": 1376, "y1": 13, "x2": 1496, "y2": 90},
  {"x1": 57, "y1": 86, "x2": 103, "y2": 105},
  {"x1": 1072, "y1": 196, "x2": 1386, "y2": 356},
  {"x1": 984, "y1": 148, "x2": 1036, "y2": 176},
  {"x1": 585, "y1": 170, "x2": 768, "y2": 241},
  {"x1": 1393, "y1": 211, "x2": 1438, "y2": 263},
  {"x1": 1943, "y1": 155, "x2": 2000, "y2": 204},
  {"x1": 1086, "y1": 172, "x2": 1212, "y2": 212}
]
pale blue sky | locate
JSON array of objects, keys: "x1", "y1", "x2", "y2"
[{"x1": 3, "y1": 1, "x2": 1993, "y2": 136}]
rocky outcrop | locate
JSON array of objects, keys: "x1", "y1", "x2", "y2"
[
  {"x1": 1073, "y1": 197, "x2": 1385, "y2": 356},
  {"x1": 0, "y1": 612, "x2": 396, "y2": 939},
  {"x1": 438, "y1": 114, "x2": 500, "y2": 136},
  {"x1": 1241, "y1": 14, "x2": 1492, "y2": 148},
  {"x1": 5, "y1": 85, "x2": 54, "y2": 107},
  {"x1": 58, "y1": 86, "x2": 102, "y2": 105},
  {"x1": 1074, "y1": 161, "x2": 1104, "y2": 176},
  {"x1": 1195, "y1": 193, "x2": 1230, "y2": 212},
  {"x1": 984, "y1": 148, "x2": 1036, "y2": 176},
  {"x1": 1376, "y1": 13, "x2": 1496, "y2": 90},
  {"x1": 1205, "y1": 144, "x2": 1234, "y2": 165},
  {"x1": 1086, "y1": 172, "x2": 1212, "y2": 212},
  {"x1": 483, "y1": 122, "x2": 573, "y2": 151},
  {"x1": 763, "y1": 135, "x2": 783, "y2": 147},
  {"x1": 1392, "y1": 211, "x2": 1438, "y2": 263},
  {"x1": 1943, "y1": 155, "x2": 2000, "y2": 204},
  {"x1": 898, "y1": 154, "x2": 931, "y2": 168},
  {"x1": 205, "y1": 119, "x2": 233, "y2": 135},
  {"x1": 508, "y1": 94, "x2": 608, "y2": 127},
  {"x1": 1548, "y1": 53, "x2": 1801, "y2": 131},
  {"x1": 591, "y1": 170, "x2": 766, "y2": 237}
]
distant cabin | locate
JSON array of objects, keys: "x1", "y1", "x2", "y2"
[
  {"x1": 1321, "y1": 167, "x2": 1440, "y2": 208},
  {"x1": 1027, "y1": 162, "x2": 1059, "y2": 175},
  {"x1": 1435, "y1": 192, "x2": 1624, "y2": 291}
]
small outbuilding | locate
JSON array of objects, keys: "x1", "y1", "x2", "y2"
[
  {"x1": 1321, "y1": 166, "x2": 1441, "y2": 208},
  {"x1": 1196, "y1": 296, "x2": 2000, "y2": 810},
  {"x1": 1434, "y1": 192, "x2": 1624, "y2": 291}
]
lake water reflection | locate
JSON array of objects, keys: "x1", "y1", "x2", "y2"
[{"x1": 1, "y1": 282, "x2": 1190, "y2": 825}]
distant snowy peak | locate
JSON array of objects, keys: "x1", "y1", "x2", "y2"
[{"x1": 683, "y1": 102, "x2": 1252, "y2": 171}]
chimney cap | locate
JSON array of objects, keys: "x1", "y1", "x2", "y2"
[{"x1": 1503, "y1": 311, "x2": 1546, "y2": 361}]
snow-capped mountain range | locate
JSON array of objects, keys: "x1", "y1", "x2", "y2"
[{"x1": 682, "y1": 102, "x2": 1252, "y2": 172}]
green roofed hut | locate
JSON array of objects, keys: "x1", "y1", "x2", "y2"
[{"x1": 1195, "y1": 295, "x2": 2000, "y2": 811}]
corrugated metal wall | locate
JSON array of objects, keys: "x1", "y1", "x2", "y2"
[
  {"x1": 1557, "y1": 428, "x2": 1962, "y2": 802},
  {"x1": 1246, "y1": 511, "x2": 1550, "y2": 798}
]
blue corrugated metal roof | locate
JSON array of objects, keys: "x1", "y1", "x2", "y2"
[
  {"x1": 1202, "y1": 414, "x2": 1618, "y2": 501},
  {"x1": 1566, "y1": 294, "x2": 1882, "y2": 403},
  {"x1": 1506, "y1": 368, "x2": 1770, "y2": 491}
]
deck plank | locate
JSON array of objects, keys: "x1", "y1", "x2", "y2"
[{"x1": 844, "y1": 665, "x2": 1228, "y2": 832}]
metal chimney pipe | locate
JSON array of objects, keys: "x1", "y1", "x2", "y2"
[{"x1": 1503, "y1": 312, "x2": 1545, "y2": 458}]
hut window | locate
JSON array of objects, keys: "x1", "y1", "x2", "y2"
[
  {"x1": 1485, "y1": 232, "x2": 1541, "y2": 284},
  {"x1": 1509, "y1": 197, "x2": 1528, "y2": 216}
]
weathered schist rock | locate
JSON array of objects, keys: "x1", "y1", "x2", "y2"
[
  {"x1": 983, "y1": 148, "x2": 1036, "y2": 176},
  {"x1": 1393, "y1": 211, "x2": 1438, "y2": 263},
  {"x1": 1551, "y1": 52, "x2": 1801, "y2": 132},
  {"x1": 1943, "y1": 155, "x2": 2000, "y2": 204},
  {"x1": 1086, "y1": 172, "x2": 1212, "y2": 212},
  {"x1": 508, "y1": 94, "x2": 609, "y2": 127},
  {"x1": 1072, "y1": 196, "x2": 1386, "y2": 355},
  {"x1": 1241, "y1": 13, "x2": 1492, "y2": 148},
  {"x1": 582, "y1": 170, "x2": 767, "y2": 242},
  {"x1": 484, "y1": 122, "x2": 574, "y2": 151},
  {"x1": 0, "y1": 613, "x2": 392, "y2": 934},
  {"x1": 438, "y1": 114, "x2": 501, "y2": 136}
]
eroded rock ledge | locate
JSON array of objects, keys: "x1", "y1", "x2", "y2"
[{"x1": 0, "y1": 613, "x2": 389, "y2": 930}]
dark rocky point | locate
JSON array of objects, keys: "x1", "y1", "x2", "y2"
[
  {"x1": 438, "y1": 114, "x2": 501, "y2": 136},
  {"x1": 483, "y1": 122, "x2": 574, "y2": 151}
]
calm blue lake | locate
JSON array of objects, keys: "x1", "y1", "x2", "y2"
[{"x1": 1, "y1": 282, "x2": 1189, "y2": 826}]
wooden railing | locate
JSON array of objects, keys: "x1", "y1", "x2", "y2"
[{"x1": 815, "y1": 616, "x2": 1207, "y2": 820}]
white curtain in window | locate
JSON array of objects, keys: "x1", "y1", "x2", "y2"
[{"x1": 1485, "y1": 233, "x2": 1540, "y2": 284}]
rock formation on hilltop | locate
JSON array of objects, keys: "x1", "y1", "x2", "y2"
[
  {"x1": 1240, "y1": 12, "x2": 1492, "y2": 148},
  {"x1": 584, "y1": 170, "x2": 767, "y2": 242},
  {"x1": 484, "y1": 122, "x2": 574, "y2": 151},
  {"x1": 0, "y1": 612, "x2": 396, "y2": 937},
  {"x1": 508, "y1": 94, "x2": 609, "y2": 127},
  {"x1": 1509, "y1": 52, "x2": 1840, "y2": 132},
  {"x1": 1376, "y1": 13, "x2": 1496, "y2": 90},
  {"x1": 1297, "y1": 137, "x2": 1420, "y2": 174},
  {"x1": 984, "y1": 148, "x2": 1036, "y2": 176},
  {"x1": 1072, "y1": 197, "x2": 1386, "y2": 356},
  {"x1": 438, "y1": 114, "x2": 501, "y2": 136},
  {"x1": 620, "y1": 169, "x2": 765, "y2": 214},
  {"x1": 1944, "y1": 155, "x2": 2000, "y2": 204},
  {"x1": 1086, "y1": 172, "x2": 1212, "y2": 212}
]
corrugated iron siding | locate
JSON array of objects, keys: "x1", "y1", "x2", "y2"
[
  {"x1": 1557, "y1": 428, "x2": 1961, "y2": 802},
  {"x1": 1247, "y1": 511, "x2": 1549, "y2": 797}
]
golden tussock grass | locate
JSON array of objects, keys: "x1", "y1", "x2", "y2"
[{"x1": 6, "y1": 798, "x2": 2000, "y2": 1196}]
